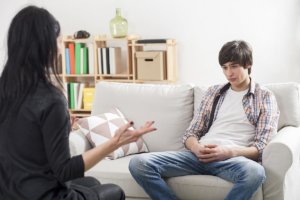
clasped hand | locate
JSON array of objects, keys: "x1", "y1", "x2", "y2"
[{"x1": 191, "y1": 143, "x2": 233, "y2": 163}]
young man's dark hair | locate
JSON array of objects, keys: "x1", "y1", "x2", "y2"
[{"x1": 218, "y1": 40, "x2": 253, "y2": 74}]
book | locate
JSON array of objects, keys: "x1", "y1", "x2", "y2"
[
  {"x1": 83, "y1": 100, "x2": 93, "y2": 110},
  {"x1": 80, "y1": 48, "x2": 84, "y2": 74},
  {"x1": 83, "y1": 87, "x2": 95, "y2": 100},
  {"x1": 136, "y1": 39, "x2": 167, "y2": 44},
  {"x1": 83, "y1": 47, "x2": 88, "y2": 74},
  {"x1": 66, "y1": 83, "x2": 70, "y2": 108},
  {"x1": 97, "y1": 48, "x2": 103, "y2": 74},
  {"x1": 101, "y1": 48, "x2": 107, "y2": 74},
  {"x1": 68, "y1": 43, "x2": 75, "y2": 74},
  {"x1": 109, "y1": 47, "x2": 122, "y2": 74},
  {"x1": 105, "y1": 48, "x2": 110, "y2": 74},
  {"x1": 65, "y1": 48, "x2": 70, "y2": 74},
  {"x1": 77, "y1": 83, "x2": 85, "y2": 109},
  {"x1": 88, "y1": 43, "x2": 94, "y2": 74},
  {"x1": 75, "y1": 43, "x2": 82, "y2": 74},
  {"x1": 69, "y1": 83, "x2": 75, "y2": 109},
  {"x1": 83, "y1": 87, "x2": 95, "y2": 110},
  {"x1": 73, "y1": 83, "x2": 79, "y2": 109}
]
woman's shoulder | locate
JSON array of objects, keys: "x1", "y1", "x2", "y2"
[{"x1": 29, "y1": 82, "x2": 67, "y2": 110}]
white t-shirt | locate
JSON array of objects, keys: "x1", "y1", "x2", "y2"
[{"x1": 200, "y1": 87, "x2": 255, "y2": 147}]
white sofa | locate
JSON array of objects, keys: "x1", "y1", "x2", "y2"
[{"x1": 69, "y1": 81, "x2": 300, "y2": 200}]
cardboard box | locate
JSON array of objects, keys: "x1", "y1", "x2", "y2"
[{"x1": 136, "y1": 51, "x2": 166, "y2": 80}]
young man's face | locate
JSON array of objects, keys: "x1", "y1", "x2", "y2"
[{"x1": 221, "y1": 62, "x2": 251, "y2": 91}]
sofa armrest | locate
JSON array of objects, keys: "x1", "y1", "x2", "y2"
[
  {"x1": 69, "y1": 129, "x2": 92, "y2": 156},
  {"x1": 262, "y1": 126, "x2": 300, "y2": 200}
]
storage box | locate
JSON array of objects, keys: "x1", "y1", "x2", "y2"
[{"x1": 136, "y1": 51, "x2": 166, "y2": 80}]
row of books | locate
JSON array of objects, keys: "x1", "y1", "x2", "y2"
[
  {"x1": 97, "y1": 47, "x2": 123, "y2": 75},
  {"x1": 66, "y1": 83, "x2": 95, "y2": 110},
  {"x1": 65, "y1": 43, "x2": 124, "y2": 76},
  {"x1": 65, "y1": 42, "x2": 94, "y2": 75}
]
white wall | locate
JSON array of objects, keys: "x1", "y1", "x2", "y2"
[{"x1": 1, "y1": 0, "x2": 300, "y2": 85}]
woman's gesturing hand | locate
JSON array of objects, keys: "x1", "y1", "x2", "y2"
[
  {"x1": 113, "y1": 121, "x2": 156, "y2": 147},
  {"x1": 83, "y1": 121, "x2": 156, "y2": 171}
]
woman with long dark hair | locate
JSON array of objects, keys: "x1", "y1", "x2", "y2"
[{"x1": 0, "y1": 5, "x2": 155, "y2": 200}]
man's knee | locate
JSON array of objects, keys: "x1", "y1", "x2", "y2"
[
  {"x1": 252, "y1": 165, "x2": 266, "y2": 185},
  {"x1": 129, "y1": 155, "x2": 147, "y2": 176},
  {"x1": 243, "y1": 162, "x2": 266, "y2": 187}
]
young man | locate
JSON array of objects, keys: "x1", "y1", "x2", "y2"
[{"x1": 129, "y1": 40, "x2": 280, "y2": 200}]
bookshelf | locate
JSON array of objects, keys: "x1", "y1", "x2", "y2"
[
  {"x1": 94, "y1": 35, "x2": 138, "y2": 82},
  {"x1": 60, "y1": 35, "x2": 177, "y2": 117},
  {"x1": 61, "y1": 36, "x2": 96, "y2": 117}
]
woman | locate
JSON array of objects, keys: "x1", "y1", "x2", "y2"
[{"x1": 0, "y1": 5, "x2": 155, "y2": 200}]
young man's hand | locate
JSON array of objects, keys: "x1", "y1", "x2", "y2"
[
  {"x1": 198, "y1": 144, "x2": 233, "y2": 163},
  {"x1": 187, "y1": 137, "x2": 234, "y2": 163},
  {"x1": 190, "y1": 143, "x2": 206, "y2": 158}
]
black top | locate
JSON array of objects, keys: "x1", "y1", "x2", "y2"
[{"x1": 0, "y1": 82, "x2": 85, "y2": 200}]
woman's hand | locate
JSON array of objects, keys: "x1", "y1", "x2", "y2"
[
  {"x1": 70, "y1": 116, "x2": 78, "y2": 130},
  {"x1": 83, "y1": 120, "x2": 156, "y2": 171},
  {"x1": 112, "y1": 121, "x2": 156, "y2": 147}
]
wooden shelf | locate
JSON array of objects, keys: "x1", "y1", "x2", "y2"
[{"x1": 60, "y1": 35, "x2": 177, "y2": 117}]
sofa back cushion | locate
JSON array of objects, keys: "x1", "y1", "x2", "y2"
[
  {"x1": 92, "y1": 82, "x2": 194, "y2": 152},
  {"x1": 194, "y1": 83, "x2": 300, "y2": 131},
  {"x1": 193, "y1": 85, "x2": 208, "y2": 115},
  {"x1": 264, "y1": 82, "x2": 300, "y2": 130}
]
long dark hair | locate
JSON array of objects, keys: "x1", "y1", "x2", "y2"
[{"x1": 0, "y1": 5, "x2": 62, "y2": 122}]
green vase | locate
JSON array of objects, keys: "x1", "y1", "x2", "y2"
[{"x1": 110, "y1": 8, "x2": 128, "y2": 38}]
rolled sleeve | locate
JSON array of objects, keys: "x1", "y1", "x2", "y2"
[
  {"x1": 182, "y1": 86, "x2": 218, "y2": 147},
  {"x1": 253, "y1": 90, "x2": 280, "y2": 161}
]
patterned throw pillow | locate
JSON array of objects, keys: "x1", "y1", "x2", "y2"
[{"x1": 77, "y1": 108, "x2": 149, "y2": 159}]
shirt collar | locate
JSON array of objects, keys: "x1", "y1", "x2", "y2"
[{"x1": 219, "y1": 77, "x2": 255, "y2": 96}]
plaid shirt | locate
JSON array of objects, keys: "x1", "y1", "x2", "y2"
[{"x1": 182, "y1": 80, "x2": 280, "y2": 161}]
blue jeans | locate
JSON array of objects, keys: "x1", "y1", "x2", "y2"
[{"x1": 129, "y1": 151, "x2": 265, "y2": 200}]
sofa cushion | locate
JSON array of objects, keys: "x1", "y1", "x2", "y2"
[
  {"x1": 77, "y1": 108, "x2": 148, "y2": 159},
  {"x1": 193, "y1": 85, "x2": 208, "y2": 114},
  {"x1": 264, "y1": 82, "x2": 300, "y2": 130},
  {"x1": 91, "y1": 82, "x2": 194, "y2": 152}
]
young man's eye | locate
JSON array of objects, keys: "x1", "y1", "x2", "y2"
[{"x1": 231, "y1": 65, "x2": 239, "y2": 68}]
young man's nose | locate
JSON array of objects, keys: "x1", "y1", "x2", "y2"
[{"x1": 226, "y1": 69, "x2": 233, "y2": 76}]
